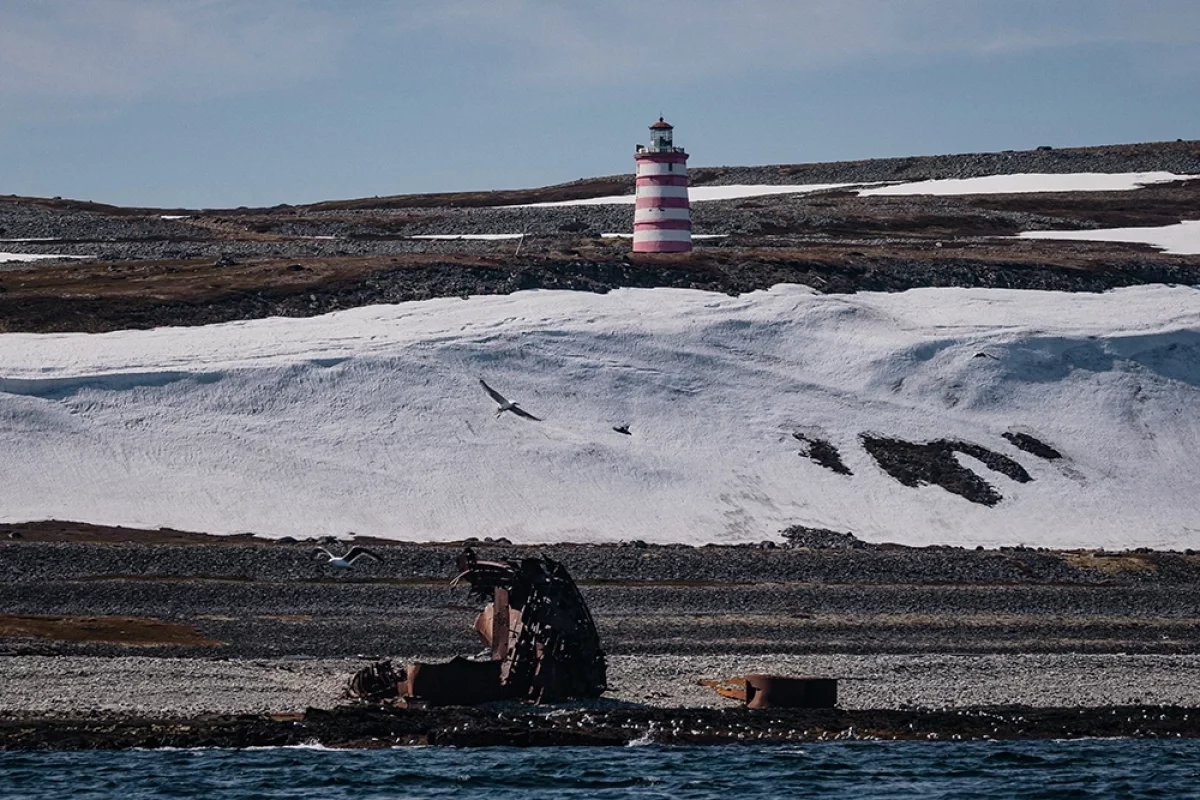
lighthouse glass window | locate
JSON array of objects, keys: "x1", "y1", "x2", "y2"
[{"x1": 652, "y1": 129, "x2": 672, "y2": 150}]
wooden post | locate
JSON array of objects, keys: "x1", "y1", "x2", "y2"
[{"x1": 492, "y1": 586, "x2": 510, "y2": 662}]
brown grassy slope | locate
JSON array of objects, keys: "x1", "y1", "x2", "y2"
[
  {"x1": 968, "y1": 179, "x2": 1200, "y2": 228},
  {"x1": 1, "y1": 242, "x2": 1198, "y2": 334}
]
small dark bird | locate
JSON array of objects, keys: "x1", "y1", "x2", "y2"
[
  {"x1": 479, "y1": 378, "x2": 541, "y2": 421},
  {"x1": 311, "y1": 545, "x2": 382, "y2": 569},
  {"x1": 613, "y1": 425, "x2": 631, "y2": 435}
]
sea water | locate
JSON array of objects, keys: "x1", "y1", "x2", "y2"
[{"x1": 2, "y1": 740, "x2": 1199, "y2": 799}]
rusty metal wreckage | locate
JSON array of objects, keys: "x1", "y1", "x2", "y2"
[
  {"x1": 347, "y1": 547, "x2": 836, "y2": 710},
  {"x1": 348, "y1": 548, "x2": 607, "y2": 707}
]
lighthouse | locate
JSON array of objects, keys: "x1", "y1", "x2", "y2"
[{"x1": 633, "y1": 117, "x2": 691, "y2": 253}]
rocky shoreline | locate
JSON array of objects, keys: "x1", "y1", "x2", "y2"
[
  {"x1": 5, "y1": 703, "x2": 1200, "y2": 750},
  {"x1": 3, "y1": 523, "x2": 1199, "y2": 749}
]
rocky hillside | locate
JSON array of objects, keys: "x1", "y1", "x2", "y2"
[{"x1": 1, "y1": 139, "x2": 1198, "y2": 334}]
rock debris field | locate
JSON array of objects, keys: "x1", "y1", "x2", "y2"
[{"x1": 3, "y1": 530, "x2": 1200, "y2": 716}]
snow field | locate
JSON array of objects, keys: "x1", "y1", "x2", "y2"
[{"x1": 0, "y1": 285, "x2": 1198, "y2": 548}]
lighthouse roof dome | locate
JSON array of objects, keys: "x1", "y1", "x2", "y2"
[{"x1": 649, "y1": 117, "x2": 673, "y2": 130}]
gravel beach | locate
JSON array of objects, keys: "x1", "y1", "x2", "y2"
[
  {"x1": 4, "y1": 653, "x2": 1200, "y2": 716},
  {"x1": 3, "y1": 526, "x2": 1198, "y2": 718}
]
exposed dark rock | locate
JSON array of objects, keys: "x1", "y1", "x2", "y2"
[
  {"x1": 793, "y1": 433, "x2": 853, "y2": 475},
  {"x1": 5, "y1": 704, "x2": 1200, "y2": 750},
  {"x1": 861, "y1": 436, "x2": 1033, "y2": 506},
  {"x1": 780, "y1": 525, "x2": 867, "y2": 549},
  {"x1": 1003, "y1": 431, "x2": 1064, "y2": 460}
]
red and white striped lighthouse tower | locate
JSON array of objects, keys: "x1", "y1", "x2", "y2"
[{"x1": 633, "y1": 117, "x2": 691, "y2": 253}]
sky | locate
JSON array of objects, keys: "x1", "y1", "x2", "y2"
[{"x1": 1, "y1": 0, "x2": 1198, "y2": 208}]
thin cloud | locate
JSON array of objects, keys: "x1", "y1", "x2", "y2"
[
  {"x1": 385, "y1": 0, "x2": 1200, "y2": 84},
  {"x1": 3, "y1": 0, "x2": 1198, "y2": 104},
  {"x1": 0, "y1": 0, "x2": 352, "y2": 100}
]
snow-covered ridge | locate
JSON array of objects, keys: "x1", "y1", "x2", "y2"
[
  {"x1": 516, "y1": 172, "x2": 1191, "y2": 207},
  {"x1": 1, "y1": 285, "x2": 1198, "y2": 549}
]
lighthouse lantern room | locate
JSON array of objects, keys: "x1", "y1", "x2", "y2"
[{"x1": 633, "y1": 117, "x2": 691, "y2": 253}]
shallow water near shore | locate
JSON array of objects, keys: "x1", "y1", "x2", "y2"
[{"x1": 4, "y1": 739, "x2": 1199, "y2": 799}]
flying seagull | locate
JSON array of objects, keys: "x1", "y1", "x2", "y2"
[
  {"x1": 479, "y1": 378, "x2": 541, "y2": 421},
  {"x1": 311, "y1": 545, "x2": 382, "y2": 569}
]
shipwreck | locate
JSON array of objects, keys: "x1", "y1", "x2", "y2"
[{"x1": 349, "y1": 548, "x2": 607, "y2": 706}]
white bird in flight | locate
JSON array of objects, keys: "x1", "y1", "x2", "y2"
[
  {"x1": 479, "y1": 378, "x2": 542, "y2": 421},
  {"x1": 311, "y1": 545, "x2": 382, "y2": 569}
]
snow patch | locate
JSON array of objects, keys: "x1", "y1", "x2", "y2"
[
  {"x1": 516, "y1": 183, "x2": 865, "y2": 207},
  {"x1": 600, "y1": 233, "x2": 728, "y2": 239},
  {"x1": 410, "y1": 234, "x2": 525, "y2": 240},
  {"x1": 1019, "y1": 220, "x2": 1200, "y2": 255},
  {"x1": 0, "y1": 252, "x2": 91, "y2": 263},
  {"x1": 858, "y1": 172, "x2": 1188, "y2": 197},
  {"x1": 0, "y1": 285, "x2": 1197, "y2": 549},
  {"x1": 511, "y1": 172, "x2": 1192, "y2": 208}
]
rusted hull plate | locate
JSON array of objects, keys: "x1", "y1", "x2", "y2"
[
  {"x1": 701, "y1": 675, "x2": 838, "y2": 709},
  {"x1": 402, "y1": 658, "x2": 504, "y2": 707}
]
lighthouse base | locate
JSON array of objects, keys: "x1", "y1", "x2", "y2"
[{"x1": 632, "y1": 239, "x2": 693, "y2": 253}]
